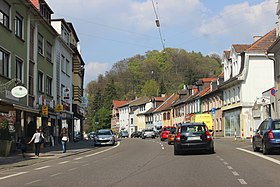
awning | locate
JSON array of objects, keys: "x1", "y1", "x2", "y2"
[
  {"x1": 13, "y1": 104, "x2": 39, "y2": 114},
  {"x1": 0, "y1": 99, "x2": 15, "y2": 113}
]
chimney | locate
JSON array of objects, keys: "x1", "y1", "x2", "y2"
[
  {"x1": 192, "y1": 87, "x2": 199, "y2": 95},
  {"x1": 253, "y1": 36, "x2": 262, "y2": 42},
  {"x1": 30, "y1": 0, "x2": 39, "y2": 9}
]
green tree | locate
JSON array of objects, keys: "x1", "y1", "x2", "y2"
[{"x1": 141, "y1": 79, "x2": 160, "y2": 97}]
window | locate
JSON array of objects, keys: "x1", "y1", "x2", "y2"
[
  {"x1": 46, "y1": 77, "x2": 52, "y2": 96},
  {"x1": 0, "y1": 0, "x2": 10, "y2": 28},
  {"x1": 66, "y1": 59, "x2": 70, "y2": 75},
  {"x1": 29, "y1": 61, "x2": 34, "y2": 95},
  {"x1": 46, "y1": 42, "x2": 52, "y2": 62},
  {"x1": 29, "y1": 25, "x2": 35, "y2": 61},
  {"x1": 38, "y1": 71, "x2": 43, "y2": 92},
  {"x1": 61, "y1": 84, "x2": 65, "y2": 100},
  {"x1": 15, "y1": 13, "x2": 23, "y2": 38},
  {"x1": 61, "y1": 55, "x2": 65, "y2": 72},
  {"x1": 0, "y1": 48, "x2": 9, "y2": 77},
  {"x1": 16, "y1": 58, "x2": 23, "y2": 83},
  {"x1": 38, "y1": 33, "x2": 43, "y2": 55}
]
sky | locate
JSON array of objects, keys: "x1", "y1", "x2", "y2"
[{"x1": 46, "y1": 0, "x2": 277, "y2": 86}]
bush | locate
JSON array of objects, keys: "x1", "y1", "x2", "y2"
[{"x1": 0, "y1": 119, "x2": 12, "y2": 141}]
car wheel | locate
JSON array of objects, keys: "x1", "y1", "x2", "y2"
[
  {"x1": 209, "y1": 146, "x2": 215, "y2": 154},
  {"x1": 262, "y1": 142, "x2": 269, "y2": 155},
  {"x1": 253, "y1": 140, "x2": 260, "y2": 152}
]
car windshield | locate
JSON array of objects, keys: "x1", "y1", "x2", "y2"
[
  {"x1": 272, "y1": 121, "x2": 280, "y2": 130},
  {"x1": 181, "y1": 125, "x2": 206, "y2": 133},
  {"x1": 97, "y1": 130, "x2": 112, "y2": 135}
]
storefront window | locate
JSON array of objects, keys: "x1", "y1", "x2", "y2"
[{"x1": 224, "y1": 110, "x2": 240, "y2": 137}]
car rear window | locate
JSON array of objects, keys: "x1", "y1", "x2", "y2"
[
  {"x1": 163, "y1": 127, "x2": 176, "y2": 131},
  {"x1": 97, "y1": 130, "x2": 112, "y2": 135},
  {"x1": 181, "y1": 125, "x2": 206, "y2": 133},
  {"x1": 272, "y1": 121, "x2": 280, "y2": 130}
]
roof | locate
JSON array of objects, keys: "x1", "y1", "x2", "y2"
[
  {"x1": 198, "y1": 77, "x2": 217, "y2": 83},
  {"x1": 232, "y1": 44, "x2": 251, "y2": 53},
  {"x1": 153, "y1": 93, "x2": 179, "y2": 112},
  {"x1": 198, "y1": 86, "x2": 210, "y2": 97},
  {"x1": 224, "y1": 50, "x2": 230, "y2": 59},
  {"x1": 129, "y1": 97, "x2": 150, "y2": 107},
  {"x1": 246, "y1": 29, "x2": 276, "y2": 52},
  {"x1": 112, "y1": 100, "x2": 128, "y2": 109}
]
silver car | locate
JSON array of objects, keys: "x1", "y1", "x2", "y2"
[{"x1": 94, "y1": 129, "x2": 116, "y2": 146}]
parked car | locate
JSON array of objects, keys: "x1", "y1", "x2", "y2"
[
  {"x1": 167, "y1": 128, "x2": 176, "y2": 145},
  {"x1": 88, "y1": 131, "x2": 96, "y2": 140},
  {"x1": 119, "y1": 130, "x2": 129, "y2": 138},
  {"x1": 94, "y1": 129, "x2": 116, "y2": 146},
  {"x1": 174, "y1": 122, "x2": 214, "y2": 155},
  {"x1": 252, "y1": 118, "x2": 280, "y2": 154},
  {"x1": 161, "y1": 126, "x2": 176, "y2": 141},
  {"x1": 141, "y1": 129, "x2": 156, "y2": 139},
  {"x1": 131, "y1": 131, "x2": 142, "y2": 138}
]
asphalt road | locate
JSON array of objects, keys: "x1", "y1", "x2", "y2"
[{"x1": 0, "y1": 138, "x2": 280, "y2": 187}]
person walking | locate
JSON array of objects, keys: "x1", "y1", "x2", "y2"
[
  {"x1": 61, "y1": 127, "x2": 69, "y2": 153},
  {"x1": 28, "y1": 129, "x2": 44, "y2": 157}
]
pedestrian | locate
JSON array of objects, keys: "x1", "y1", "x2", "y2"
[
  {"x1": 60, "y1": 127, "x2": 69, "y2": 153},
  {"x1": 19, "y1": 137, "x2": 27, "y2": 158},
  {"x1": 28, "y1": 129, "x2": 44, "y2": 157}
]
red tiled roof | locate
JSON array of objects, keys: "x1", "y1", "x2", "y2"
[
  {"x1": 198, "y1": 86, "x2": 210, "y2": 97},
  {"x1": 199, "y1": 77, "x2": 217, "y2": 83},
  {"x1": 232, "y1": 44, "x2": 251, "y2": 53},
  {"x1": 246, "y1": 29, "x2": 276, "y2": 52},
  {"x1": 113, "y1": 100, "x2": 128, "y2": 109},
  {"x1": 153, "y1": 93, "x2": 179, "y2": 112}
]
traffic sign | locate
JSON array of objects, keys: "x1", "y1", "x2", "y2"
[{"x1": 271, "y1": 88, "x2": 276, "y2": 96}]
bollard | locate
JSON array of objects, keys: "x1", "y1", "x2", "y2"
[
  {"x1": 234, "y1": 128, "x2": 236, "y2": 141},
  {"x1": 250, "y1": 127, "x2": 253, "y2": 143}
]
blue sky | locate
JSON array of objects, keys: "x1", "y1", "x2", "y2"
[{"x1": 46, "y1": 0, "x2": 277, "y2": 86}]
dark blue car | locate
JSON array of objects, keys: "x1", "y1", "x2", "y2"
[{"x1": 253, "y1": 118, "x2": 280, "y2": 154}]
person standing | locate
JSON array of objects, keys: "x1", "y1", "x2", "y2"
[
  {"x1": 61, "y1": 127, "x2": 69, "y2": 153},
  {"x1": 28, "y1": 129, "x2": 44, "y2": 157}
]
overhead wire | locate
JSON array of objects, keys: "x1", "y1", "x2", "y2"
[{"x1": 151, "y1": 0, "x2": 165, "y2": 51}]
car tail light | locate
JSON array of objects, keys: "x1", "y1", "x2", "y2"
[
  {"x1": 268, "y1": 130, "x2": 274, "y2": 140},
  {"x1": 206, "y1": 130, "x2": 212, "y2": 140},
  {"x1": 175, "y1": 132, "x2": 181, "y2": 142}
]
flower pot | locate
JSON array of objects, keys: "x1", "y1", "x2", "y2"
[{"x1": 0, "y1": 140, "x2": 12, "y2": 157}]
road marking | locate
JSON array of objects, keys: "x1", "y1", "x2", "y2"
[
  {"x1": 34, "y1": 166, "x2": 50, "y2": 170},
  {"x1": 25, "y1": 179, "x2": 41, "y2": 185},
  {"x1": 74, "y1": 157, "x2": 83, "y2": 160},
  {"x1": 227, "y1": 166, "x2": 233, "y2": 170},
  {"x1": 237, "y1": 148, "x2": 280, "y2": 165},
  {"x1": 0, "y1": 172, "x2": 28, "y2": 180},
  {"x1": 85, "y1": 142, "x2": 120, "y2": 157},
  {"x1": 223, "y1": 162, "x2": 229, "y2": 165},
  {"x1": 50, "y1": 172, "x2": 63, "y2": 177},
  {"x1": 220, "y1": 158, "x2": 224, "y2": 161},
  {"x1": 58, "y1": 161, "x2": 69, "y2": 164},
  {"x1": 238, "y1": 179, "x2": 247, "y2": 184},
  {"x1": 68, "y1": 167, "x2": 77, "y2": 171},
  {"x1": 162, "y1": 147, "x2": 164, "y2": 150},
  {"x1": 232, "y1": 171, "x2": 239, "y2": 176},
  {"x1": 82, "y1": 163, "x2": 89, "y2": 166}
]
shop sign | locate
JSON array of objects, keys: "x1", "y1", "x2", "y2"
[
  {"x1": 55, "y1": 104, "x2": 63, "y2": 112},
  {"x1": 63, "y1": 87, "x2": 70, "y2": 101},
  {"x1": 50, "y1": 99, "x2": 55, "y2": 109},
  {"x1": 11, "y1": 86, "x2": 28, "y2": 98},
  {"x1": 39, "y1": 95, "x2": 45, "y2": 105},
  {"x1": 63, "y1": 103, "x2": 70, "y2": 112},
  {"x1": 42, "y1": 105, "x2": 48, "y2": 116}
]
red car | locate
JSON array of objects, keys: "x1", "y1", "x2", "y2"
[{"x1": 161, "y1": 126, "x2": 176, "y2": 141}]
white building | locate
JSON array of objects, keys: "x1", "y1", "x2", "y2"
[{"x1": 220, "y1": 30, "x2": 276, "y2": 138}]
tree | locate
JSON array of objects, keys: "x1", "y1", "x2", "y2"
[{"x1": 141, "y1": 79, "x2": 160, "y2": 97}]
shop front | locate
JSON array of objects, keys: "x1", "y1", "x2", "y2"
[{"x1": 224, "y1": 109, "x2": 241, "y2": 137}]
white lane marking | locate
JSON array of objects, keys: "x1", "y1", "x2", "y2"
[
  {"x1": 160, "y1": 144, "x2": 164, "y2": 147},
  {"x1": 34, "y1": 165, "x2": 51, "y2": 170},
  {"x1": 85, "y1": 142, "x2": 120, "y2": 158},
  {"x1": 237, "y1": 148, "x2": 280, "y2": 165},
  {"x1": 227, "y1": 166, "x2": 233, "y2": 170},
  {"x1": 58, "y1": 161, "x2": 69, "y2": 164},
  {"x1": 162, "y1": 147, "x2": 164, "y2": 150},
  {"x1": 25, "y1": 179, "x2": 41, "y2": 185},
  {"x1": 68, "y1": 167, "x2": 77, "y2": 171},
  {"x1": 220, "y1": 158, "x2": 224, "y2": 161},
  {"x1": 74, "y1": 157, "x2": 83, "y2": 160},
  {"x1": 232, "y1": 171, "x2": 239, "y2": 176},
  {"x1": 0, "y1": 172, "x2": 28, "y2": 180},
  {"x1": 223, "y1": 162, "x2": 229, "y2": 165},
  {"x1": 50, "y1": 172, "x2": 63, "y2": 177},
  {"x1": 82, "y1": 163, "x2": 89, "y2": 166},
  {"x1": 238, "y1": 179, "x2": 247, "y2": 184}
]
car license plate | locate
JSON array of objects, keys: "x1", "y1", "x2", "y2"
[{"x1": 188, "y1": 136, "x2": 201, "y2": 140}]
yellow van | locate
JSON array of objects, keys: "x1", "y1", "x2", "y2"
[{"x1": 192, "y1": 114, "x2": 213, "y2": 131}]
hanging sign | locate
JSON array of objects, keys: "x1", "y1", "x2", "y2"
[
  {"x1": 42, "y1": 105, "x2": 48, "y2": 116},
  {"x1": 11, "y1": 86, "x2": 28, "y2": 98}
]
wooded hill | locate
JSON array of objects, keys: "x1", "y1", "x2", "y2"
[{"x1": 85, "y1": 48, "x2": 223, "y2": 132}]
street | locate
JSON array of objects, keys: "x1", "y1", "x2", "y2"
[{"x1": 0, "y1": 138, "x2": 280, "y2": 187}]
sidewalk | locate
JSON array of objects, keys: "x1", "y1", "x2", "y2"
[{"x1": 0, "y1": 140, "x2": 94, "y2": 171}]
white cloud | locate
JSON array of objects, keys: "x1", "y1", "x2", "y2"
[
  {"x1": 84, "y1": 62, "x2": 110, "y2": 85},
  {"x1": 197, "y1": 0, "x2": 276, "y2": 40}
]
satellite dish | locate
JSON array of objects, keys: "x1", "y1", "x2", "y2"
[{"x1": 11, "y1": 86, "x2": 28, "y2": 98}]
